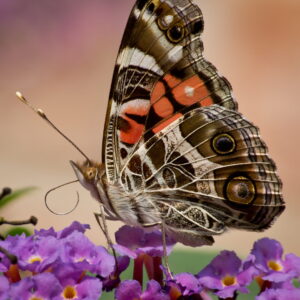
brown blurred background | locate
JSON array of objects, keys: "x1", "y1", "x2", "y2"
[{"x1": 1, "y1": 0, "x2": 299, "y2": 256}]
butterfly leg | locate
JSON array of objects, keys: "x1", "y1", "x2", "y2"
[
  {"x1": 142, "y1": 221, "x2": 173, "y2": 278},
  {"x1": 161, "y1": 222, "x2": 173, "y2": 278},
  {"x1": 94, "y1": 206, "x2": 118, "y2": 271}
]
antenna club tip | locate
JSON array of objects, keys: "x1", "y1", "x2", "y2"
[
  {"x1": 15, "y1": 91, "x2": 27, "y2": 103},
  {"x1": 37, "y1": 109, "x2": 46, "y2": 118}
]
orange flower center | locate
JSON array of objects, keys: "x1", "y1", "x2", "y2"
[
  {"x1": 169, "y1": 285, "x2": 182, "y2": 300},
  {"x1": 267, "y1": 260, "x2": 283, "y2": 271},
  {"x1": 62, "y1": 286, "x2": 77, "y2": 299},
  {"x1": 28, "y1": 256, "x2": 42, "y2": 264},
  {"x1": 221, "y1": 275, "x2": 237, "y2": 286}
]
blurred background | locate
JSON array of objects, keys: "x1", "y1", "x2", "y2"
[{"x1": 1, "y1": 0, "x2": 299, "y2": 257}]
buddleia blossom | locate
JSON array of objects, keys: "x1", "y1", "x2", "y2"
[
  {"x1": 0, "y1": 222, "x2": 117, "y2": 299},
  {"x1": 256, "y1": 287, "x2": 300, "y2": 300},
  {"x1": 165, "y1": 272, "x2": 203, "y2": 299},
  {"x1": 243, "y1": 238, "x2": 300, "y2": 283},
  {"x1": 10, "y1": 273, "x2": 62, "y2": 299},
  {"x1": 115, "y1": 280, "x2": 169, "y2": 300},
  {"x1": 196, "y1": 250, "x2": 253, "y2": 299},
  {"x1": 0, "y1": 222, "x2": 300, "y2": 300},
  {"x1": 114, "y1": 225, "x2": 176, "y2": 286},
  {"x1": 241, "y1": 238, "x2": 300, "y2": 299},
  {"x1": 0, "y1": 276, "x2": 9, "y2": 300}
]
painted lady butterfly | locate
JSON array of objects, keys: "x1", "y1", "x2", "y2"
[{"x1": 19, "y1": 0, "x2": 285, "y2": 247}]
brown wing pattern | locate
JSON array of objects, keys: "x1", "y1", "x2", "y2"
[
  {"x1": 102, "y1": 0, "x2": 237, "y2": 182},
  {"x1": 120, "y1": 105, "x2": 284, "y2": 245}
]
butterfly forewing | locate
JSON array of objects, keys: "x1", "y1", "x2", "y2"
[
  {"x1": 100, "y1": 0, "x2": 284, "y2": 247},
  {"x1": 103, "y1": 0, "x2": 237, "y2": 183}
]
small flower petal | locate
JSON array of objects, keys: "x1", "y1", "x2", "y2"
[
  {"x1": 58, "y1": 221, "x2": 90, "y2": 239},
  {"x1": 256, "y1": 288, "x2": 300, "y2": 300},
  {"x1": 75, "y1": 278, "x2": 102, "y2": 299},
  {"x1": 0, "y1": 276, "x2": 10, "y2": 300},
  {"x1": 115, "y1": 226, "x2": 176, "y2": 257},
  {"x1": 173, "y1": 273, "x2": 201, "y2": 295},
  {"x1": 142, "y1": 280, "x2": 169, "y2": 300},
  {"x1": 115, "y1": 280, "x2": 142, "y2": 300}
]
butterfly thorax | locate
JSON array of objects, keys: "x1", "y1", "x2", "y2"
[{"x1": 70, "y1": 160, "x2": 161, "y2": 227}]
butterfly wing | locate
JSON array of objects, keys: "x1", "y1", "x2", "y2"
[
  {"x1": 121, "y1": 105, "x2": 284, "y2": 246},
  {"x1": 102, "y1": 0, "x2": 237, "y2": 182}
]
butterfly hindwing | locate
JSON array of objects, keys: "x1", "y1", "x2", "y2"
[
  {"x1": 120, "y1": 105, "x2": 284, "y2": 245},
  {"x1": 103, "y1": 0, "x2": 237, "y2": 182}
]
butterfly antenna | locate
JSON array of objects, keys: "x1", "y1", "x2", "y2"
[
  {"x1": 16, "y1": 91, "x2": 92, "y2": 164},
  {"x1": 45, "y1": 180, "x2": 80, "y2": 215}
]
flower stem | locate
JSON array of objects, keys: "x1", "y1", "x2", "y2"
[
  {"x1": 144, "y1": 255, "x2": 154, "y2": 280},
  {"x1": 153, "y1": 257, "x2": 163, "y2": 285},
  {"x1": 133, "y1": 254, "x2": 144, "y2": 286}
]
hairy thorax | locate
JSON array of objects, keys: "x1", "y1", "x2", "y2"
[{"x1": 71, "y1": 160, "x2": 161, "y2": 228}]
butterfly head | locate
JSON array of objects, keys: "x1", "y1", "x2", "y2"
[{"x1": 70, "y1": 160, "x2": 104, "y2": 191}]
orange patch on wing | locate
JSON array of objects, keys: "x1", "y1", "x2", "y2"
[
  {"x1": 164, "y1": 74, "x2": 181, "y2": 88},
  {"x1": 119, "y1": 100, "x2": 149, "y2": 144},
  {"x1": 152, "y1": 113, "x2": 182, "y2": 134},
  {"x1": 120, "y1": 116, "x2": 145, "y2": 144},
  {"x1": 200, "y1": 97, "x2": 213, "y2": 107},
  {"x1": 151, "y1": 78, "x2": 174, "y2": 118},
  {"x1": 151, "y1": 81, "x2": 165, "y2": 103},
  {"x1": 172, "y1": 75, "x2": 211, "y2": 106},
  {"x1": 153, "y1": 97, "x2": 174, "y2": 118}
]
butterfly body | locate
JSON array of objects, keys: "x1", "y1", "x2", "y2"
[
  {"x1": 71, "y1": 161, "x2": 161, "y2": 228},
  {"x1": 72, "y1": 0, "x2": 284, "y2": 246}
]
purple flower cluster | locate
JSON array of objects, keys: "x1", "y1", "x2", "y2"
[
  {"x1": 0, "y1": 222, "x2": 299, "y2": 300},
  {"x1": 0, "y1": 222, "x2": 126, "y2": 299},
  {"x1": 114, "y1": 237, "x2": 300, "y2": 300}
]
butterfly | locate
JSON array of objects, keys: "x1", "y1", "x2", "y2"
[{"x1": 69, "y1": 0, "x2": 285, "y2": 247}]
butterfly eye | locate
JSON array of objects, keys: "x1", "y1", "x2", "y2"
[
  {"x1": 212, "y1": 133, "x2": 236, "y2": 155},
  {"x1": 225, "y1": 176, "x2": 256, "y2": 204},
  {"x1": 167, "y1": 24, "x2": 185, "y2": 43},
  {"x1": 85, "y1": 168, "x2": 96, "y2": 180}
]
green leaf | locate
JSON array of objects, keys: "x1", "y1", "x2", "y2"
[
  {"x1": 0, "y1": 187, "x2": 37, "y2": 209},
  {"x1": 4, "y1": 226, "x2": 32, "y2": 237}
]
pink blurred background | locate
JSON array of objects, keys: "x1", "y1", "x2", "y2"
[{"x1": 1, "y1": 0, "x2": 299, "y2": 256}]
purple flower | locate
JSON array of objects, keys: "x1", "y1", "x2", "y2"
[
  {"x1": 58, "y1": 221, "x2": 90, "y2": 238},
  {"x1": 53, "y1": 278, "x2": 102, "y2": 300},
  {"x1": 197, "y1": 250, "x2": 252, "y2": 299},
  {"x1": 165, "y1": 272, "x2": 202, "y2": 299},
  {"x1": 1, "y1": 233, "x2": 61, "y2": 273},
  {"x1": 60, "y1": 230, "x2": 115, "y2": 277},
  {"x1": 244, "y1": 238, "x2": 300, "y2": 283},
  {"x1": 0, "y1": 248, "x2": 10, "y2": 272},
  {"x1": 15, "y1": 235, "x2": 61, "y2": 273},
  {"x1": 0, "y1": 234, "x2": 29, "y2": 271},
  {"x1": 114, "y1": 225, "x2": 176, "y2": 258},
  {"x1": 51, "y1": 264, "x2": 102, "y2": 300},
  {"x1": 115, "y1": 280, "x2": 169, "y2": 300},
  {"x1": 173, "y1": 273, "x2": 202, "y2": 296},
  {"x1": 0, "y1": 276, "x2": 10, "y2": 300},
  {"x1": 35, "y1": 221, "x2": 90, "y2": 239},
  {"x1": 102, "y1": 255, "x2": 131, "y2": 291},
  {"x1": 10, "y1": 273, "x2": 62, "y2": 300},
  {"x1": 256, "y1": 288, "x2": 300, "y2": 300},
  {"x1": 114, "y1": 226, "x2": 176, "y2": 286}
]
